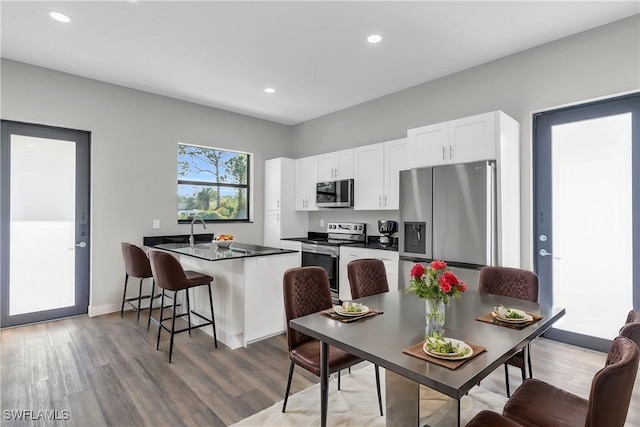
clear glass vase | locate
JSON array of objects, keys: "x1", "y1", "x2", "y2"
[{"x1": 425, "y1": 298, "x2": 445, "y2": 336}]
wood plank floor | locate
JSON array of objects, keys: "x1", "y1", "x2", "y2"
[{"x1": 1, "y1": 311, "x2": 639, "y2": 426}]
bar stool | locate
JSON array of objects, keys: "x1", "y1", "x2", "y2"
[
  {"x1": 120, "y1": 242, "x2": 155, "y2": 321},
  {"x1": 148, "y1": 249, "x2": 217, "y2": 362}
]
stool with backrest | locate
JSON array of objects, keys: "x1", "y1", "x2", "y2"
[
  {"x1": 121, "y1": 242, "x2": 155, "y2": 322},
  {"x1": 347, "y1": 258, "x2": 389, "y2": 299},
  {"x1": 478, "y1": 266, "x2": 539, "y2": 397},
  {"x1": 620, "y1": 309, "x2": 640, "y2": 348},
  {"x1": 281, "y1": 266, "x2": 383, "y2": 416},
  {"x1": 502, "y1": 336, "x2": 639, "y2": 427},
  {"x1": 148, "y1": 249, "x2": 217, "y2": 362}
]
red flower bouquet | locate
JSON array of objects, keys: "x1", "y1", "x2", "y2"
[{"x1": 407, "y1": 260, "x2": 467, "y2": 304}]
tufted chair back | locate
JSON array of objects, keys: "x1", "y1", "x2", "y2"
[
  {"x1": 347, "y1": 259, "x2": 389, "y2": 300},
  {"x1": 586, "y1": 336, "x2": 639, "y2": 427},
  {"x1": 478, "y1": 266, "x2": 539, "y2": 302},
  {"x1": 283, "y1": 267, "x2": 333, "y2": 351},
  {"x1": 121, "y1": 242, "x2": 153, "y2": 278},
  {"x1": 148, "y1": 250, "x2": 189, "y2": 292},
  {"x1": 620, "y1": 310, "x2": 640, "y2": 349}
]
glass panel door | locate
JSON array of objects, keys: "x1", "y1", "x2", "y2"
[
  {"x1": 533, "y1": 93, "x2": 639, "y2": 352},
  {"x1": 1, "y1": 121, "x2": 90, "y2": 327}
]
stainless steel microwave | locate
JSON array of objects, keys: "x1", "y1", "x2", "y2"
[{"x1": 316, "y1": 179, "x2": 354, "y2": 208}]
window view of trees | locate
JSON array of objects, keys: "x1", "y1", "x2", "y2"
[{"x1": 177, "y1": 144, "x2": 250, "y2": 222}]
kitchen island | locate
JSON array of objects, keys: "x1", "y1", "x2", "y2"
[{"x1": 149, "y1": 240, "x2": 298, "y2": 349}]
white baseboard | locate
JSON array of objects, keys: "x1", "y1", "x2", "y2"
[{"x1": 88, "y1": 303, "x2": 122, "y2": 317}]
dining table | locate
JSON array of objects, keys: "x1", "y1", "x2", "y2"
[{"x1": 289, "y1": 289, "x2": 566, "y2": 427}]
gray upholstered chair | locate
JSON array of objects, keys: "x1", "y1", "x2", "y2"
[
  {"x1": 478, "y1": 266, "x2": 539, "y2": 397},
  {"x1": 502, "y1": 336, "x2": 639, "y2": 427}
]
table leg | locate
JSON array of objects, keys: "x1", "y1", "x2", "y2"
[
  {"x1": 320, "y1": 341, "x2": 328, "y2": 427},
  {"x1": 385, "y1": 370, "x2": 419, "y2": 426}
]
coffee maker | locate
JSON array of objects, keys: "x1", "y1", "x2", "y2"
[{"x1": 377, "y1": 220, "x2": 398, "y2": 245}]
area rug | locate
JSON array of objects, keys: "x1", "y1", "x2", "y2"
[{"x1": 231, "y1": 364, "x2": 508, "y2": 426}]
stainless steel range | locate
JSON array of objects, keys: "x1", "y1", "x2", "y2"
[{"x1": 301, "y1": 222, "x2": 366, "y2": 296}]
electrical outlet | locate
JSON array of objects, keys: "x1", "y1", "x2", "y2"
[
  {"x1": 152, "y1": 219, "x2": 160, "y2": 229},
  {"x1": 320, "y1": 219, "x2": 325, "y2": 227},
  {"x1": 257, "y1": 259, "x2": 267, "y2": 270}
]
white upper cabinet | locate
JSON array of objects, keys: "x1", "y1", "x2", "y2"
[
  {"x1": 264, "y1": 158, "x2": 281, "y2": 211},
  {"x1": 264, "y1": 157, "x2": 308, "y2": 248},
  {"x1": 294, "y1": 155, "x2": 319, "y2": 211},
  {"x1": 383, "y1": 138, "x2": 408, "y2": 210},
  {"x1": 318, "y1": 149, "x2": 354, "y2": 181},
  {"x1": 407, "y1": 111, "x2": 499, "y2": 168},
  {"x1": 353, "y1": 138, "x2": 407, "y2": 210},
  {"x1": 353, "y1": 143, "x2": 384, "y2": 210}
]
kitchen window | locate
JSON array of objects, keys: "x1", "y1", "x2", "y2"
[{"x1": 177, "y1": 143, "x2": 250, "y2": 223}]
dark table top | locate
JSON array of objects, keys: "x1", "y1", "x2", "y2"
[{"x1": 290, "y1": 289, "x2": 565, "y2": 399}]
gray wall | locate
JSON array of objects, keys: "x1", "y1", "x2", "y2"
[
  {"x1": 1, "y1": 59, "x2": 292, "y2": 312},
  {"x1": 292, "y1": 15, "x2": 640, "y2": 268}
]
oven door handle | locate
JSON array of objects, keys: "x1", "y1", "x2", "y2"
[{"x1": 301, "y1": 245, "x2": 339, "y2": 257}]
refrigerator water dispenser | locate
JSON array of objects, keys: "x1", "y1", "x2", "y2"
[{"x1": 403, "y1": 222, "x2": 426, "y2": 255}]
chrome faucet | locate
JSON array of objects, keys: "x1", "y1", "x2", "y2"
[{"x1": 189, "y1": 216, "x2": 207, "y2": 248}]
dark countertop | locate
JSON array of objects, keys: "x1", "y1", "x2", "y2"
[
  {"x1": 281, "y1": 235, "x2": 399, "y2": 252},
  {"x1": 146, "y1": 239, "x2": 295, "y2": 262}
]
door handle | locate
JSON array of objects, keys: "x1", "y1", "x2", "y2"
[
  {"x1": 539, "y1": 249, "x2": 552, "y2": 257},
  {"x1": 75, "y1": 242, "x2": 87, "y2": 248}
]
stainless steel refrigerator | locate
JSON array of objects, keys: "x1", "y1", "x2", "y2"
[{"x1": 398, "y1": 161, "x2": 497, "y2": 289}]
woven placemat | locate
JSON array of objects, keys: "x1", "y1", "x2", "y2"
[
  {"x1": 476, "y1": 312, "x2": 543, "y2": 330},
  {"x1": 320, "y1": 307, "x2": 383, "y2": 323},
  {"x1": 403, "y1": 341, "x2": 486, "y2": 370}
]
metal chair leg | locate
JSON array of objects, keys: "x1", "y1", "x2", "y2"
[
  {"x1": 186, "y1": 289, "x2": 192, "y2": 337},
  {"x1": 136, "y1": 278, "x2": 144, "y2": 321},
  {"x1": 147, "y1": 280, "x2": 156, "y2": 330},
  {"x1": 168, "y1": 291, "x2": 178, "y2": 363},
  {"x1": 527, "y1": 343, "x2": 533, "y2": 378},
  {"x1": 282, "y1": 361, "x2": 295, "y2": 412},
  {"x1": 338, "y1": 370, "x2": 341, "y2": 390},
  {"x1": 207, "y1": 283, "x2": 217, "y2": 348},
  {"x1": 504, "y1": 364, "x2": 511, "y2": 397},
  {"x1": 375, "y1": 364, "x2": 383, "y2": 416},
  {"x1": 120, "y1": 273, "x2": 129, "y2": 317},
  {"x1": 156, "y1": 290, "x2": 165, "y2": 350}
]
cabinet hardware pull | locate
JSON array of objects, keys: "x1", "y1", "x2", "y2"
[
  {"x1": 449, "y1": 145, "x2": 454, "y2": 159},
  {"x1": 442, "y1": 146, "x2": 446, "y2": 160},
  {"x1": 378, "y1": 196, "x2": 382, "y2": 207}
]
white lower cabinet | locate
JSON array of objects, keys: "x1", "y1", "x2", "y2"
[
  {"x1": 280, "y1": 240, "x2": 302, "y2": 266},
  {"x1": 339, "y1": 247, "x2": 399, "y2": 301}
]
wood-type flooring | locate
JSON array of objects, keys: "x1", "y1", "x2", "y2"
[{"x1": 1, "y1": 311, "x2": 639, "y2": 426}]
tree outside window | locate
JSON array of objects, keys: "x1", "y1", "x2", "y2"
[{"x1": 177, "y1": 144, "x2": 250, "y2": 222}]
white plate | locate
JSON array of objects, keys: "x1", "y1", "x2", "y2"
[
  {"x1": 492, "y1": 309, "x2": 533, "y2": 324},
  {"x1": 333, "y1": 305, "x2": 370, "y2": 317},
  {"x1": 423, "y1": 337, "x2": 474, "y2": 360}
]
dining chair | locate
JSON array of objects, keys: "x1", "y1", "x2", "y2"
[
  {"x1": 478, "y1": 266, "x2": 539, "y2": 397},
  {"x1": 347, "y1": 258, "x2": 389, "y2": 299},
  {"x1": 148, "y1": 250, "x2": 217, "y2": 362},
  {"x1": 620, "y1": 309, "x2": 640, "y2": 348},
  {"x1": 465, "y1": 410, "x2": 524, "y2": 427},
  {"x1": 120, "y1": 242, "x2": 154, "y2": 321},
  {"x1": 502, "y1": 336, "x2": 639, "y2": 427},
  {"x1": 281, "y1": 266, "x2": 383, "y2": 416}
]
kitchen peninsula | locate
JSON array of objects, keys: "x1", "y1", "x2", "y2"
[{"x1": 145, "y1": 237, "x2": 298, "y2": 349}]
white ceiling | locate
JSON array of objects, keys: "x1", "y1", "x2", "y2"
[{"x1": 1, "y1": 1, "x2": 638, "y2": 125}]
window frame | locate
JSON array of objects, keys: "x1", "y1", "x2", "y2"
[{"x1": 177, "y1": 142, "x2": 252, "y2": 224}]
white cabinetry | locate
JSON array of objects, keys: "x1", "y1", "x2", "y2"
[
  {"x1": 318, "y1": 149, "x2": 354, "y2": 181},
  {"x1": 294, "y1": 156, "x2": 319, "y2": 211},
  {"x1": 354, "y1": 138, "x2": 407, "y2": 210},
  {"x1": 280, "y1": 240, "x2": 302, "y2": 266},
  {"x1": 264, "y1": 158, "x2": 308, "y2": 248},
  {"x1": 407, "y1": 111, "x2": 498, "y2": 168},
  {"x1": 339, "y1": 247, "x2": 399, "y2": 301}
]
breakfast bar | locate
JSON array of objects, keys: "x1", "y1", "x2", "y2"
[{"x1": 147, "y1": 239, "x2": 299, "y2": 349}]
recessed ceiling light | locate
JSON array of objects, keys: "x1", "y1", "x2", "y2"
[
  {"x1": 264, "y1": 88, "x2": 276, "y2": 94},
  {"x1": 367, "y1": 35, "x2": 382, "y2": 44},
  {"x1": 49, "y1": 11, "x2": 72, "y2": 23}
]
